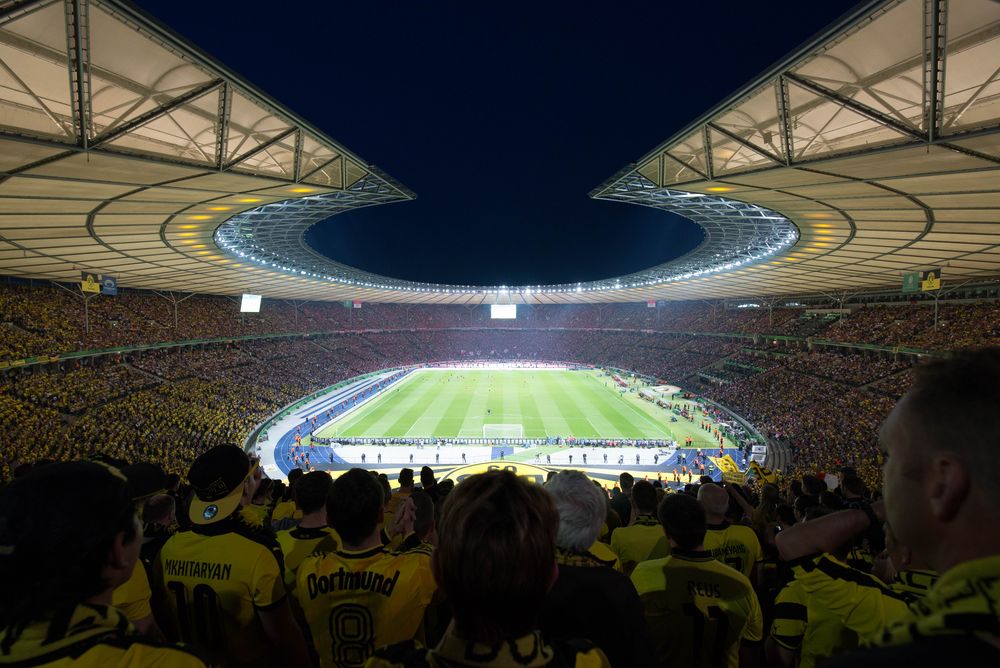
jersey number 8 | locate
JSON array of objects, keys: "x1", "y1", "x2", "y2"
[{"x1": 329, "y1": 603, "x2": 375, "y2": 667}]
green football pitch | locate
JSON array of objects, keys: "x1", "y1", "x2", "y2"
[{"x1": 314, "y1": 369, "x2": 677, "y2": 440}]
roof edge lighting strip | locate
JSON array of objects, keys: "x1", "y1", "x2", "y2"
[{"x1": 214, "y1": 174, "x2": 799, "y2": 295}]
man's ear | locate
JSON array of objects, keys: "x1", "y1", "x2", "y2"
[
  {"x1": 927, "y1": 454, "x2": 970, "y2": 523},
  {"x1": 108, "y1": 530, "x2": 130, "y2": 569}
]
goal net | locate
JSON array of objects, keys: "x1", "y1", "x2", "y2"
[{"x1": 483, "y1": 423, "x2": 524, "y2": 440}]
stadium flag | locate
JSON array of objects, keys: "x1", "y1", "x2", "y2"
[
  {"x1": 901, "y1": 271, "x2": 920, "y2": 293},
  {"x1": 352, "y1": 300, "x2": 362, "y2": 308},
  {"x1": 647, "y1": 300, "x2": 656, "y2": 308},
  {"x1": 80, "y1": 271, "x2": 101, "y2": 294},
  {"x1": 749, "y1": 460, "x2": 778, "y2": 484},
  {"x1": 921, "y1": 267, "x2": 941, "y2": 292},
  {"x1": 709, "y1": 455, "x2": 740, "y2": 474},
  {"x1": 100, "y1": 275, "x2": 117, "y2": 296}
]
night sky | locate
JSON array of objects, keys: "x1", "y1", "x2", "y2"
[{"x1": 137, "y1": 0, "x2": 862, "y2": 286}]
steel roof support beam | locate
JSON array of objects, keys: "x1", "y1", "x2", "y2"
[
  {"x1": 706, "y1": 122, "x2": 784, "y2": 166},
  {"x1": 64, "y1": 0, "x2": 91, "y2": 149},
  {"x1": 223, "y1": 126, "x2": 296, "y2": 172},
  {"x1": 923, "y1": 0, "x2": 947, "y2": 142},
  {"x1": 783, "y1": 72, "x2": 928, "y2": 143},
  {"x1": 90, "y1": 78, "x2": 223, "y2": 148}
]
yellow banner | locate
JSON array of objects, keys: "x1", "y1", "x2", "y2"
[
  {"x1": 749, "y1": 460, "x2": 778, "y2": 484},
  {"x1": 80, "y1": 271, "x2": 101, "y2": 294},
  {"x1": 709, "y1": 455, "x2": 740, "y2": 474}
]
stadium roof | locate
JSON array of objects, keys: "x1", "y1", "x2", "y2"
[{"x1": 0, "y1": 0, "x2": 999, "y2": 304}]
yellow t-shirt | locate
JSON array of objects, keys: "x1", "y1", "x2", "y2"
[
  {"x1": 610, "y1": 515, "x2": 670, "y2": 574},
  {"x1": 702, "y1": 521, "x2": 763, "y2": 580},
  {"x1": 157, "y1": 518, "x2": 286, "y2": 667},
  {"x1": 631, "y1": 549, "x2": 763, "y2": 668},
  {"x1": 770, "y1": 576, "x2": 870, "y2": 668},
  {"x1": 0, "y1": 604, "x2": 205, "y2": 667},
  {"x1": 111, "y1": 561, "x2": 153, "y2": 623},
  {"x1": 790, "y1": 552, "x2": 910, "y2": 644},
  {"x1": 296, "y1": 546, "x2": 437, "y2": 668}
]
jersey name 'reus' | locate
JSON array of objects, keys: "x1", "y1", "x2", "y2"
[{"x1": 688, "y1": 580, "x2": 723, "y2": 598}]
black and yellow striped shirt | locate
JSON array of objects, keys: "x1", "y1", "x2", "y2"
[{"x1": 0, "y1": 604, "x2": 205, "y2": 667}]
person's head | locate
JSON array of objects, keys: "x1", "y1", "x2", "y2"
[
  {"x1": 802, "y1": 475, "x2": 826, "y2": 496},
  {"x1": 434, "y1": 471, "x2": 557, "y2": 643},
  {"x1": 841, "y1": 475, "x2": 866, "y2": 499},
  {"x1": 619, "y1": 472, "x2": 634, "y2": 494},
  {"x1": 761, "y1": 483, "x2": 780, "y2": 505},
  {"x1": 880, "y1": 348, "x2": 1000, "y2": 570},
  {"x1": 252, "y1": 478, "x2": 274, "y2": 505},
  {"x1": 327, "y1": 469, "x2": 383, "y2": 546},
  {"x1": 658, "y1": 493, "x2": 707, "y2": 551},
  {"x1": 546, "y1": 471, "x2": 605, "y2": 552},
  {"x1": 699, "y1": 475, "x2": 714, "y2": 485},
  {"x1": 697, "y1": 483, "x2": 729, "y2": 520},
  {"x1": 398, "y1": 468, "x2": 414, "y2": 489},
  {"x1": 295, "y1": 471, "x2": 333, "y2": 515},
  {"x1": 410, "y1": 490, "x2": 435, "y2": 542},
  {"x1": 793, "y1": 494, "x2": 819, "y2": 522},
  {"x1": 143, "y1": 493, "x2": 176, "y2": 528},
  {"x1": 286, "y1": 468, "x2": 304, "y2": 500},
  {"x1": 186, "y1": 446, "x2": 258, "y2": 525},
  {"x1": 631, "y1": 480, "x2": 657, "y2": 515},
  {"x1": 0, "y1": 462, "x2": 140, "y2": 643},
  {"x1": 420, "y1": 466, "x2": 436, "y2": 489},
  {"x1": 376, "y1": 474, "x2": 391, "y2": 507}
]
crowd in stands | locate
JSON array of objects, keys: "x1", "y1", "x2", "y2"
[
  {"x1": 4, "y1": 281, "x2": 1000, "y2": 365},
  {"x1": 3, "y1": 350, "x2": 998, "y2": 667},
  {"x1": 0, "y1": 325, "x2": 927, "y2": 485}
]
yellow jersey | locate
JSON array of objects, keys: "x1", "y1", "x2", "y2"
[
  {"x1": 631, "y1": 548, "x2": 763, "y2": 668},
  {"x1": 872, "y1": 555, "x2": 1000, "y2": 648},
  {"x1": 702, "y1": 522, "x2": 763, "y2": 580},
  {"x1": 111, "y1": 562, "x2": 152, "y2": 623},
  {"x1": 272, "y1": 499, "x2": 302, "y2": 523},
  {"x1": 770, "y1": 575, "x2": 874, "y2": 668},
  {"x1": 610, "y1": 515, "x2": 670, "y2": 574},
  {"x1": 276, "y1": 525, "x2": 340, "y2": 589},
  {"x1": 295, "y1": 545, "x2": 437, "y2": 668},
  {"x1": 789, "y1": 553, "x2": 910, "y2": 644},
  {"x1": 888, "y1": 569, "x2": 938, "y2": 603},
  {"x1": 157, "y1": 516, "x2": 287, "y2": 667},
  {"x1": 0, "y1": 604, "x2": 205, "y2": 667}
]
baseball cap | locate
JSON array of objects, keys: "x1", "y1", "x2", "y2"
[{"x1": 187, "y1": 446, "x2": 257, "y2": 525}]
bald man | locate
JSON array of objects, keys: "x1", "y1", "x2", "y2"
[{"x1": 698, "y1": 483, "x2": 763, "y2": 587}]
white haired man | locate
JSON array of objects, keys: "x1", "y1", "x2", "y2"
[{"x1": 538, "y1": 470, "x2": 654, "y2": 667}]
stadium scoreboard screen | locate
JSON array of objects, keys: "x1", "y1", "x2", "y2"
[
  {"x1": 240, "y1": 293, "x2": 261, "y2": 313},
  {"x1": 491, "y1": 304, "x2": 516, "y2": 319}
]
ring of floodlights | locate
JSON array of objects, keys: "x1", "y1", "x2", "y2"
[{"x1": 213, "y1": 170, "x2": 798, "y2": 295}]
